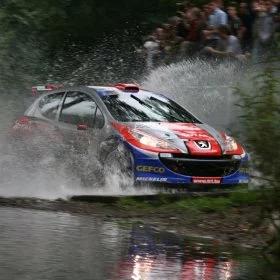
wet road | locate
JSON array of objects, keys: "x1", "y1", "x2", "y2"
[{"x1": 0, "y1": 207, "x2": 275, "y2": 280}]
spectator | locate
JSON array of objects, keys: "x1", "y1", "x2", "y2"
[
  {"x1": 266, "y1": 0, "x2": 278, "y2": 14},
  {"x1": 169, "y1": 16, "x2": 188, "y2": 39},
  {"x1": 202, "y1": 4, "x2": 211, "y2": 21},
  {"x1": 227, "y1": 6, "x2": 242, "y2": 36},
  {"x1": 143, "y1": 35, "x2": 160, "y2": 70},
  {"x1": 161, "y1": 24, "x2": 178, "y2": 54},
  {"x1": 203, "y1": 1, "x2": 228, "y2": 48},
  {"x1": 239, "y1": 2, "x2": 254, "y2": 51},
  {"x1": 273, "y1": 0, "x2": 280, "y2": 12},
  {"x1": 203, "y1": 25, "x2": 243, "y2": 60},
  {"x1": 208, "y1": 1, "x2": 228, "y2": 28},
  {"x1": 142, "y1": 0, "x2": 277, "y2": 69},
  {"x1": 167, "y1": 16, "x2": 186, "y2": 43},
  {"x1": 252, "y1": 1, "x2": 275, "y2": 59},
  {"x1": 180, "y1": 7, "x2": 205, "y2": 56},
  {"x1": 214, "y1": 0, "x2": 225, "y2": 10},
  {"x1": 186, "y1": 7, "x2": 205, "y2": 42},
  {"x1": 143, "y1": 28, "x2": 166, "y2": 69}
]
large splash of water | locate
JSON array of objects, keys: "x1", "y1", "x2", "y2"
[
  {"x1": 142, "y1": 59, "x2": 244, "y2": 131},
  {"x1": 0, "y1": 59, "x2": 244, "y2": 199}
]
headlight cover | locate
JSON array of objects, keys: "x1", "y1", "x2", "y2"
[
  {"x1": 224, "y1": 134, "x2": 244, "y2": 155},
  {"x1": 225, "y1": 135, "x2": 238, "y2": 151},
  {"x1": 131, "y1": 129, "x2": 179, "y2": 152}
]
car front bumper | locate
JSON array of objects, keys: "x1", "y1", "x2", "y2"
[{"x1": 130, "y1": 145, "x2": 250, "y2": 186}]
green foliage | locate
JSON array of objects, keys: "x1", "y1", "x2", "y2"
[
  {"x1": 173, "y1": 197, "x2": 231, "y2": 212},
  {"x1": 0, "y1": 0, "x2": 178, "y2": 50},
  {"x1": 0, "y1": 0, "x2": 180, "y2": 84},
  {"x1": 236, "y1": 67, "x2": 280, "y2": 182},
  {"x1": 117, "y1": 191, "x2": 261, "y2": 213},
  {"x1": 229, "y1": 190, "x2": 261, "y2": 206},
  {"x1": 235, "y1": 56, "x2": 280, "y2": 255},
  {"x1": 117, "y1": 197, "x2": 153, "y2": 210},
  {"x1": 0, "y1": 0, "x2": 237, "y2": 85}
]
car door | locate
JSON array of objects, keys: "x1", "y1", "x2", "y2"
[{"x1": 57, "y1": 91, "x2": 104, "y2": 155}]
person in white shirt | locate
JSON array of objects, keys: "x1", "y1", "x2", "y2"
[
  {"x1": 204, "y1": 25, "x2": 246, "y2": 60},
  {"x1": 203, "y1": 1, "x2": 228, "y2": 48},
  {"x1": 208, "y1": 1, "x2": 228, "y2": 28}
]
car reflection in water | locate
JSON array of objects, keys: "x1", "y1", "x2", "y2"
[{"x1": 114, "y1": 224, "x2": 235, "y2": 280}]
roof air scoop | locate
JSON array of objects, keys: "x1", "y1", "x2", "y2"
[
  {"x1": 114, "y1": 83, "x2": 139, "y2": 93},
  {"x1": 31, "y1": 84, "x2": 63, "y2": 96}
]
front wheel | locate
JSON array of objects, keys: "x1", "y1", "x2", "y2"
[{"x1": 103, "y1": 148, "x2": 135, "y2": 190}]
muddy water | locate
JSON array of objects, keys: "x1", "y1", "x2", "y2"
[{"x1": 0, "y1": 207, "x2": 277, "y2": 280}]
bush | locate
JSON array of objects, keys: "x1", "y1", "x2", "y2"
[{"x1": 235, "y1": 59, "x2": 280, "y2": 255}]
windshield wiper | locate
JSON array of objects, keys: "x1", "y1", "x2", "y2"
[
  {"x1": 130, "y1": 94, "x2": 153, "y2": 108},
  {"x1": 149, "y1": 96, "x2": 198, "y2": 123}
]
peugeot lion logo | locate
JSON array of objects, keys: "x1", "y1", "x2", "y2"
[{"x1": 195, "y1": 140, "x2": 210, "y2": 149}]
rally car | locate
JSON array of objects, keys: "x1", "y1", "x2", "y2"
[{"x1": 11, "y1": 83, "x2": 249, "y2": 187}]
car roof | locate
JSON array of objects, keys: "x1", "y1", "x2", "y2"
[
  {"x1": 87, "y1": 86, "x2": 118, "y2": 97},
  {"x1": 33, "y1": 85, "x2": 166, "y2": 102},
  {"x1": 87, "y1": 86, "x2": 158, "y2": 98}
]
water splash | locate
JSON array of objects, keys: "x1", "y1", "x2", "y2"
[
  {"x1": 142, "y1": 59, "x2": 244, "y2": 131},
  {"x1": 0, "y1": 59, "x2": 244, "y2": 199}
]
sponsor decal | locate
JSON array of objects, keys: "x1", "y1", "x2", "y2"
[
  {"x1": 195, "y1": 140, "x2": 211, "y2": 149},
  {"x1": 136, "y1": 177, "x2": 168, "y2": 182},
  {"x1": 136, "y1": 165, "x2": 165, "y2": 174},
  {"x1": 239, "y1": 179, "x2": 249, "y2": 184},
  {"x1": 192, "y1": 177, "x2": 221, "y2": 184}
]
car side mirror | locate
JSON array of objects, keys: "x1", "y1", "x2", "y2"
[{"x1": 77, "y1": 124, "x2": 88, "y2": 131}]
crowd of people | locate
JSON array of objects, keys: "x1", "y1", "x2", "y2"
[{"x1": 143, "y1": 0, "x2": 280, "y2": 68}]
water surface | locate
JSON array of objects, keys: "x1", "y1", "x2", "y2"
[{"x1": 0, "y1": 207, "x2": 276, "y2": 280}]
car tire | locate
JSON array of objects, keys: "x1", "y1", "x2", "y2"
[{"x1": 103, "y1": 148, "x2": 135, "y2": 189}]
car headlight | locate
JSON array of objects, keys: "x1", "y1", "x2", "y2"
[
  {"x1": 112, "y1": 122, "x2": 180, "y2": 153},
  {"x1": 225, "y1": 135, "x2": 238, "y2": 152},
  {"x1": 131, "y1": 129, "x2": 177, "y2": 151},
  {"x1": 223, "y1": 134, "x2": 245, "y2": 156}
]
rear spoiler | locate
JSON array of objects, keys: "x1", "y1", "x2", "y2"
[{"x1": 31, "y1": 84, "x2": 63, "y2": 96}]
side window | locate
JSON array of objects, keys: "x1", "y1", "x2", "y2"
[
  {"x1": 59, "y1": 91, "x2": 97, "y2": 127},
  {"x1": 39, "y1": 92, "x2": 64, "y2": 120},
  {"x1": 94, "y1": 107, "x2": 105, "y2": 129}
]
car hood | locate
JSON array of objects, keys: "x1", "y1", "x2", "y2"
[{"x1": 126, "y1": 122, "x2": 227, "y2": 156}]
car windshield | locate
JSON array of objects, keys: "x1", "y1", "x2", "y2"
[{"x1": 102, "y1": 91, "x2": 200, "y2": 123}]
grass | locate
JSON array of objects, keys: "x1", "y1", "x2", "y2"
[{"x1": 116, "y1": 190, "x2": 262, "y2": 214}]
